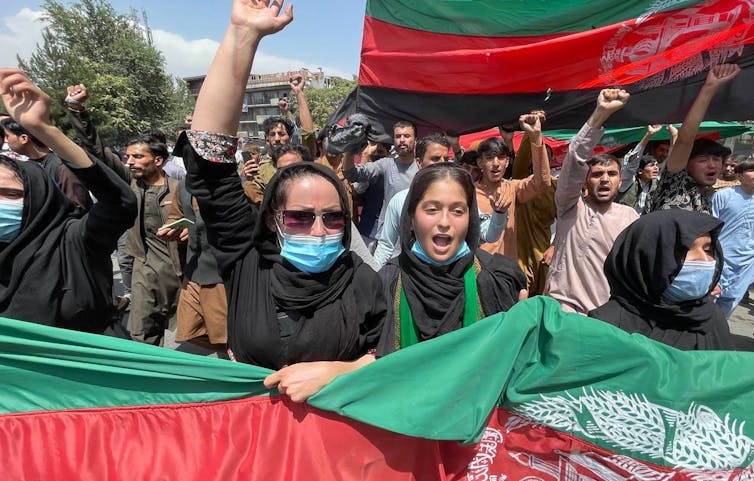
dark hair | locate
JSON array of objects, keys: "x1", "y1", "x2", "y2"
[
  {"x1": 459, "y1": 150, "x2": 478, "y2": 166},
  {"x1": 477, "y1": 137, "x2": 513, "y2": 160},
  {"x1": 639, "y1": 154, "x2": 658, "y2": 171},
  {"x1": 406, "y1": 163, "x2": 475, "y2": 223},
  {"x1": 393, "y1": 120, "x2": 416, "y2": 136},
  {"x1": 271, "y1": 144, "x2": 313, "y2": 167},
  {"x1": 0, "y1": 117, "x2": 45, "y2": 147},
  {"x1": 0, "y1": 154, "x2": 23, "y2": 184},
  {"x1": 415, "y1": 134, "x2": 450, "y2": 161},
  {"x1": 269, "y1": 163, "x2": 347, "y2": 215},
  {"x1": 126, "y1": 131, "x2": 169, "y2": 160},
  {"x1": 689, "y1": 138, "x2": 729, "y2": 160},
  {"x1": 263, "y1": 116, "x2": 295, "y2": 137},
  {"x1": 586, "y1": 153, "x2": 621, "y2": 170},
  {"x1": 735, "y1": 157, "x2": 754, "y2": 174},
  {"x1": 648, "y1": 140, "x2": 670, "y2": 153}
]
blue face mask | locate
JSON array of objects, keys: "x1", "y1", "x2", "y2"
[
  {"x1": 0, "y1": 199, "x2": 24, "y2": 244},
  {"x1": 411, "y1": 240, "x2": 471, "y2": 266},
  {"x1": 663, "y1": 260, "x2": 717, "y2": 303},
  {"x1": 277, "y1": 227, "x2": 346, "y2": 274}
]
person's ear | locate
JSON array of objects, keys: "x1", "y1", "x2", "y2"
[
  {"x1": 154, "y1": 155, "x2": 165, "y2": 168},
  {"x1": 19, "y1": 134, "x2": 30, "y2": 145}
]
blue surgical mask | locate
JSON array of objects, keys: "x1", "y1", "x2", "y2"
[
  {"x1": 663, "y1": 260, "x2": 717, "y2": 302},
  {"x1": 411, "y1": 240, "x2": 471, "y2": 266},
  {"x1": 277, "y1": 226, "x2": 345, "y2": 274},
  {"x1": 0, "y1": 199, "x2": 24, "y2": 244}
]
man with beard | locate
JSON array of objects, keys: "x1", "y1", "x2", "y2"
[
  {"x1": 343, "y1": 120, "x2": 419, "y2": 246},
  {"x1": 545, "y1": 89, "x2": 640, "y2": 315},
  {"x1": 650, "y1": 64, "x2": 740, "y2": 214}
]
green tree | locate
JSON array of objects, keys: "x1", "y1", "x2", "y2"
[
  {"x1": 291, "y1": 77, "x2": 357, "y2": 129},
  {"x1": 17, "y1": 0, "x2": 192, "y2": 146}
]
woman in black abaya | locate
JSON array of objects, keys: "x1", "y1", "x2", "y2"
[
  {"x1": 589, "y1": 209, "x2": 733, "y2": 350},
  {"x1": 0, "y1": 69, "x2": 136, "y2": 336}
]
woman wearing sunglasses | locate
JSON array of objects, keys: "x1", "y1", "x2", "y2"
[
  {"x1": 178, "y1": 1, "x2": 385, "y2": 402},
  {"x1": 376, "y1": 162, "x2": 528, "y2": 356}
]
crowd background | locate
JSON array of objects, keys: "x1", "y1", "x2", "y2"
[{"x1": 0, "y1": 0, "x2": 753, "y2": 403}]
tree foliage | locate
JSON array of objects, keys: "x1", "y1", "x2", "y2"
[
  {"x1": 17, "y1": 0, "x2": 192, "y2": 145},
  {"x1": 291, "y1": 77, "x2": 357, "y2": 129}
]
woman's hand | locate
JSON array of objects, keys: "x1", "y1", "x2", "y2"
[
  {"x1": 264, "y1": 355, "x2": 374, "y2": 403},
  {"x1": 230, "y1": 0, "x2": 293, "y2": 36},
  {"x1": 0, "y1": 68, "x2": 52, "y2": 132},
  {"x1": 264, "y1": 361, "x2": 341, "y2": 403}
]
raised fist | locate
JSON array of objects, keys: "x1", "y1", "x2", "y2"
[
  {"x1": 289, "y1": 72, "x2": 304, "y2": 92},
  {"x1": 596, "y1": 88, "x2": 630, "y2": 113}
]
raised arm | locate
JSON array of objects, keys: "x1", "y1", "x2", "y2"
[
  {"x1": 290, "y1": 72, "x2": 313, "y2": 133},
  {"x1": 555, "y1": 89, "x2": 629, "y2": 216},
  {"x1": 665, "y1": 64, "x2": 740, "y2": 174},
  {"x1": 0, "y1": 69, "x2": 92, "y2": 169},
  {"x1": 620, "y1": 124, "x2": 660, "y2": 192},
  {"x1": 183, "y1": 0, "x2": 293, "y2": 275},
  {"x1": 65, "y1": 83, "x2": 131, "y2": 182},
  {"x1": 517, "y1": 112, "x2": 551, "y2": 204},
  {"x1": 192, "y1": 0, "x2": 293, "y2": 135},
  {"x1": 0, "y1": 69, "x2": 136, "y2": 251}
]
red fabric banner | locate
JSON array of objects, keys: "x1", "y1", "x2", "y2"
[
  {"x1": 360, "y1": 2, "x2": 754, "y2": 94},
  {"x1": 4, "y1": 396, "x2": 751, "y2": 481}
]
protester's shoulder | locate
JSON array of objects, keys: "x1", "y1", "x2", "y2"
[
  {"x1": 166, "y1": 175, "x2": 181, "y2": 190},
  {"x1": 476, "y1": 249, "x2": 524, "y2": 278},
  {"x1": 390, "y1": 188, "x2": 409, "y2": 206},
  {"x1": 657, "y1": 166, "x2": 690, "y2": 185},
  {"x1": 378, "y1": 259, "x2": 400, "y2": 288},
  {"x1": 610, "y1": 201, "x2": 641, "y2": 223}
]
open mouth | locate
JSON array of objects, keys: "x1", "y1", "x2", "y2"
[
  {"x1": 597, "y1": 186, "x2": 611, "y2": 195},
  {"x1": 432, "y1": 234, "x2": 454, "y2": 253}
]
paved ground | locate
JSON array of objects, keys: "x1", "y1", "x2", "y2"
[{"x1": 728, "y1": 287, "x2": 754, "y2": 350}]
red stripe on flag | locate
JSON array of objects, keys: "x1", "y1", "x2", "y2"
[
  {"x1": 0, "y1": 396, "x2": 470, "y2": 481},
  {"x1": 359, "y1": 1, "x2": 754, "y2": 94},
  {"x1": 2, "y1": 398, "x2": 752, "y2": 480}
]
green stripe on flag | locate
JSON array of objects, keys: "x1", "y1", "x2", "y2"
[
  {"x1": 0, "y1": 317, "x2": 272, "y2": 414},
  {"x1": 5, "y1": 296, "x2": 754, "y2": 470},
  {"x1": 545, "y1": 122, "x2": 754, "y2": 146},
  {"x1": 310, "y1": 296, "x2": 754, "y2": 468},
  {"x1": 366, "y1": 0, "x2": 702, "y2": 37}
]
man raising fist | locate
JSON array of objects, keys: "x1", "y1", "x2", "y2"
[{"x1": 545, "y1": 89, "x2": 640, "y2": 315}]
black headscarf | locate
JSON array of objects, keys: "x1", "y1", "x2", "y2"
[
  {"x1": 589, "y1": 209, "x2": 732, "y2": 350},
  {"x1": 227, "y1": 162, "x2": 384, "y2": 367},
  {"x1": 380, "y1": 163, "x2": 525, "y2": 347},
  {"x1": 0, "y1": 157, "x2": 115, "y2": 332}
]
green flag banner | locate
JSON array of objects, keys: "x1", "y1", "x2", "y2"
[{"x1": 2, "y1": 296, "x2": 754, "y2": 480}]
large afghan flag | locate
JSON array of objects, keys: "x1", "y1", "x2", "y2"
[
  {"x1": 331, "y1": 0, "x2": 754, "y2": 137},
  {"x1": 3, "y1": 296, "x2": 754, "y2": 480}
]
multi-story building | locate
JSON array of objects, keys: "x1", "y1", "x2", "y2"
[{"x1": 184, "y1": 68, "x2": 338, "y2": 140}]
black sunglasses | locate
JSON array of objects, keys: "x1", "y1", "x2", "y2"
[{"x1": 276, "y1": 210, "x2": 347, "y2": 230}]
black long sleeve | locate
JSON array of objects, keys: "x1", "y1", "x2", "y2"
[{"x1": 178, "y1": 132, "x2": 257, "y2": 276}]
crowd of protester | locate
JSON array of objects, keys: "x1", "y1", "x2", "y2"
[{"x1": 0, "y1": 1, "x2": 752, "y2": 402}]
